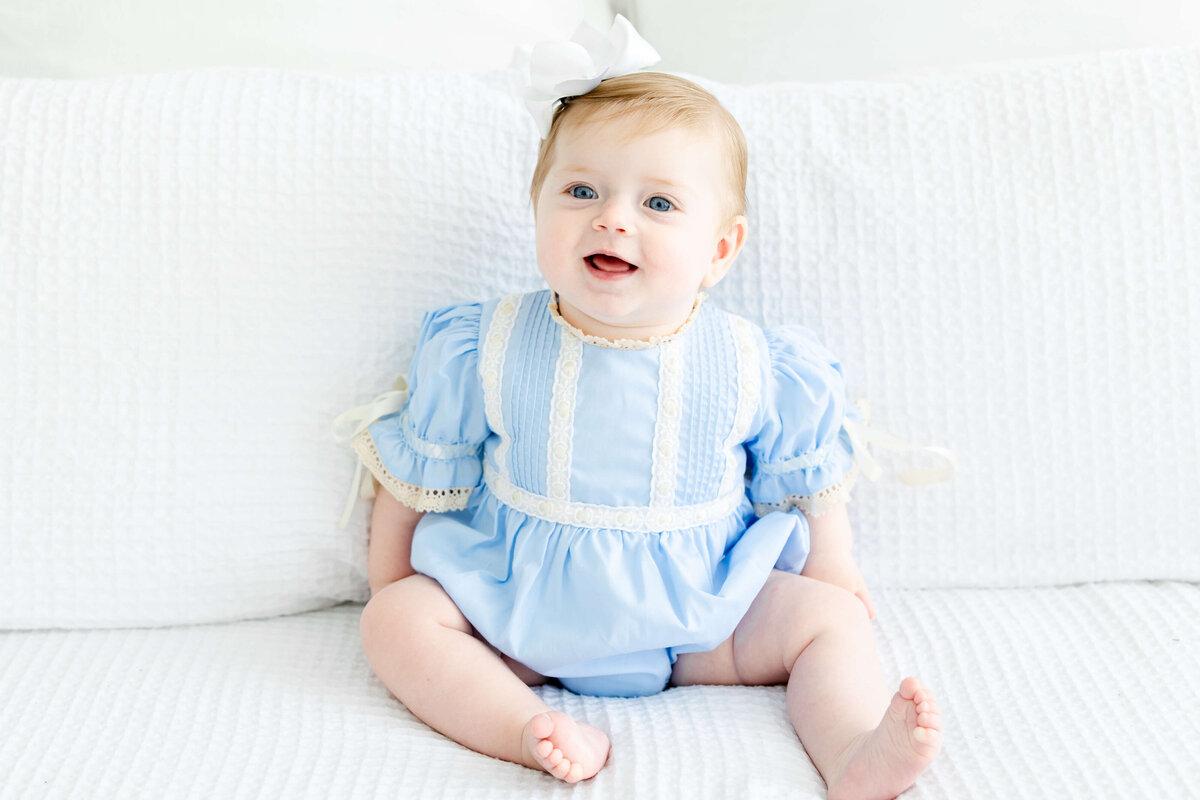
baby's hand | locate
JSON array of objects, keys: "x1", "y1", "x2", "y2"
[{"x1": 800, "y1": 551, "x2": 877, "y2": 620}]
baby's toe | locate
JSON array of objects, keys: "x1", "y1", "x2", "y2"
[
  {"x1": 530, "y1": 713, "x2": 554, "y2": 740},
  {"x1": 899, "y1": 676, "x2": 924, "y2": 701}
]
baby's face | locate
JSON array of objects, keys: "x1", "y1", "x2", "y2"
[{"x1": 534, "y1": 114, "x2": 746, "y2": 341}]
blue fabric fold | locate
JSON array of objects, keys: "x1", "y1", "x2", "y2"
[
  {"x1": 746, "y1": 326, "x2": 858, "y2": 508},
  {"x1": 366, "y1": 301, "x2": 488, "y2": 495}
]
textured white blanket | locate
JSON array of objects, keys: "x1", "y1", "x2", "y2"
[{"x1": 2, "y1": 584, "x2": 1197, "y2": 798}]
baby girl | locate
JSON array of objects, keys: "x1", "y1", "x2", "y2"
[{"x1": 345, "y1": 17, "x2": 942, "y2": 799}]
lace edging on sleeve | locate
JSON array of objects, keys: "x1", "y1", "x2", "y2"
[
  {"x1": 751, "y1": 463, "x2": 859, "y2": 518},
  {"x1": 352, "y1": 429, "x2": 474, "y2": 513}
]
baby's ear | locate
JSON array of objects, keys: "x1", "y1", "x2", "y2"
[{"x1": 703, "y1": 214, "x2": 748, "y2": 287}]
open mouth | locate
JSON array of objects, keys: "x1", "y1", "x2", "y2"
[{"x1": 586, "y1": 253, "x2": 638, "y2": 274}]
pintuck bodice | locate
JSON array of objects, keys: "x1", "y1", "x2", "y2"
[{"x1": 475, "y1": 290, "x2": 768, "y2": 531}]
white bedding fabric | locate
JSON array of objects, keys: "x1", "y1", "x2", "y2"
[
  {"x1": 3, "y1": 48, "x2": 1199, "y2": 630},
  {"x1": 3, "y1": 582, "x2": 1197, "y2": 799}
]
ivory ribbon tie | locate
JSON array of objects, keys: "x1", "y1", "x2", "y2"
[
  {"x1": 332, "y1": 376, "x2": 409, "y2": 528},
  {"x1": 842, "y1": 400, "x2": 957, "y2": 486}
]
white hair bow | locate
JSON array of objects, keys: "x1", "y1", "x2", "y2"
[{"x1": 524, "y1": 14, "x2": 661, "y2": 139}]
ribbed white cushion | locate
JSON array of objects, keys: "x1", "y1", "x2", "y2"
[
  {"x1": 2, "y1": 584, "x2": 1196, "y2": 798},
  {"x1": 1, "y1": 48, "x2": 1197, "y2": 627}
]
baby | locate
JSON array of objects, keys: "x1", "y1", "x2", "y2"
[{"x1": 348, "y1": 18, "x2": 942, "y2": 799}]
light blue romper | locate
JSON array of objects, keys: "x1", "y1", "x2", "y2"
[{"x1": 352, "y1": 289, "x2": 860, "y2": 697}]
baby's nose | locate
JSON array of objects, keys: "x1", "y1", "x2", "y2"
[{"x1": 592, "y1": 200, "x2": 633, "y2": 234}]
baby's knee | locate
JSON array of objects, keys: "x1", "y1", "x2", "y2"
[
  {"x1": 359, "y1": 574, "x2": 468, "y2": 645},
  {"x1": 769, "y1": 573, "x2": 870, "y2": 631},
  {"x1": 806, "y1": 578, "x2": 872, "y2": 630}
]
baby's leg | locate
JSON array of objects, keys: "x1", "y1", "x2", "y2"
[
  {"x1": 672, "y1": 572, "x2": 941, "y2": 800},
  {"x1": 360, "y1": 574, "x2": 610, "y2": 783}
]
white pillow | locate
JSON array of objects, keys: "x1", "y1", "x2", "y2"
[
  {"x1": 0, "y1": 69, "x2": 542, "y2": 627},
  {"x1": 2, "y1": 48, "x2": 1197, "y2": 629},
  {"x1": 700, "y1": 48, "x2": 1200, "y2": 590}
]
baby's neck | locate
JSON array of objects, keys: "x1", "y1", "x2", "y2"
[{"x1": 551, "y1": 294, "x2": 705, "y2": 345}]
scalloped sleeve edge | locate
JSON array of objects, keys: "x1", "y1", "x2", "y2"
[
  {"x1": 352, "y1": 428, "x2": 474, "y2": 513},
  {"x1": 751, "y1": 462, "x2": 859, "y2": 518}
]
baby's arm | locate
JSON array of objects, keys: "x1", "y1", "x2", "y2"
[
  {"x1": 801, "y1": 503, "x2": 877, "y2": 619},
  {"x1": 367, "y1": 481, "x2": 424, "y2": 596}
]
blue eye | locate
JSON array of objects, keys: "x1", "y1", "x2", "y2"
[
  {"x1": 570, "y1": 185, "x2": 597, "y2": 200},
  {"x1": 647, "y1": 196, "x2": 674, "y2": 212}
]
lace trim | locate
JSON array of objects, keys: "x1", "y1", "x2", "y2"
[
  {"x1": 752, "y1": 463, "x2": 859, "y2": 518},
  {"x1": 547, "y1": 292, "x2": 707, "y2": 350},
  {"x1": 547, "y1": 328, "x2": 583, "y2": 501},
  {"x1": 400, "y1": 410, "x2": 483, "y2": 461},
  {"x1": 481, "y1": 294, "x2": 523, "y2": 473},
  {"x1": 720, "y1": 316, "x2": 763, "y2": 496},
  {"x1": 484, "y1": 460, "x2": 742, "y2": 533},
  {"x1": 757, "y1": 443, "x2": 834, "y2": 474},
  {"x1": 351, "y1": 429, "x2": 474, "y2": 512},
  {"x1": 650, "y1": 338, "x2": 685, "y2": 506}
]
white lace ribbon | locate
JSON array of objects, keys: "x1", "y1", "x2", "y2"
[
  {"x1": 524, "y1": 14, "x2": 661, "y2": 138},
  {"x1": 842, "y1": 399, "x2": 957, "y2": 486},
  {"x1": 332, "y1": 376, "x2": 409, "y2": 528}
]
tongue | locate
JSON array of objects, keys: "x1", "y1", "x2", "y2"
[{"x1": 591, "y1": 254, "x2": 634, "y2": 272}]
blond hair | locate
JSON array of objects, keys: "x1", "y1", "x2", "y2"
[{"x1": 529, "y1": 72, "x2": 748, "y2": 223}]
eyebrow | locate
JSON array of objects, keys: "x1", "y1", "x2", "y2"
[
  {"x1": 647, "y1": 177, "x2": 686, "y2": 191},
  {"x1": 557, "y1": 165, "x2": 606, "y2": 180}
]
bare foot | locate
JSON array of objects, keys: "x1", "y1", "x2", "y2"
[
  {"x1": 520, "y1": 711, "x2": 611, "y2": 783},
  {"x1": 827, "y1": 677, "x2": 942, "y2": 800}
]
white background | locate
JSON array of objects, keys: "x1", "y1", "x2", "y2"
[
  {"x1": 1, "y1": 0, "x2": 1197, "y2": 81},
  {"x1": 628, "y1": 0, "x2": 1200, "y2": 81}
]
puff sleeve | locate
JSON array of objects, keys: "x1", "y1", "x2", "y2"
[
  {"x1": 351, "y1": 302, "x2": 489, "y2": 512},
  {"x1": 744, "y1": 326, "x2": 862, "y2": 517}
]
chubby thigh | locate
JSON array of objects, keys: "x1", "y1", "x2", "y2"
[
  {"x1": 363, "y1": 573, "x2": 549, "y2": 688},
  {"x1": 670, "y1": 570, "x2": 871, "y2": 687}
]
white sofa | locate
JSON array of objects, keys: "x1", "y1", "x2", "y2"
[{"x1": 2, "y1": 47, "x2": 1198, "y2": 798}]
